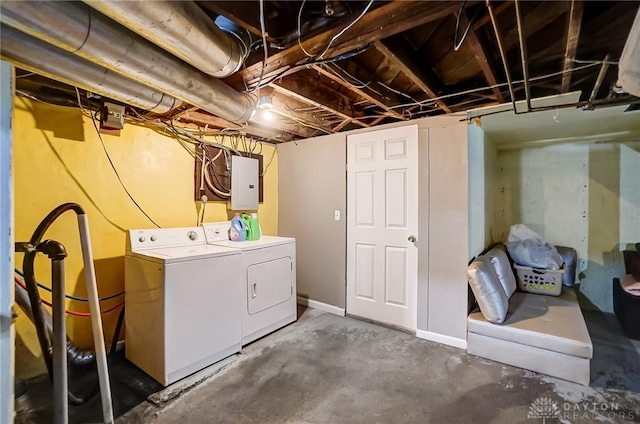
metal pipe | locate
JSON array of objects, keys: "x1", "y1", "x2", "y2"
[
  {"x1": 13, "y1": 279, "x2": 96, "y2": 367},
  {"x1": 51, "y1": 258, "x2": 68, "y2": 424},
  {"x1": 84, "y1": 0, "x2": 247, "y2": 78},
  {"x1": 485, "y1": 0, "x2": 517, "y2": 112},
  {"x1": 586, "y1": 55, "x2": 611, "y2": 110},
  {"x1": 514, "y1": 0, "x2": 531, "y2": 113},
  {"x1": 25, "y1": 239, "x2": 68, "y2": 424},
  {"x1": 0, "y1": 25, "x2": 180, "y2": 114},
  {"x1": 77, "y1": 213, "x2": 113, "y2": 424},
  {"x1": 0, "y1": 1, "x2": 255, "y2": 124},
  {"x1": 20, "y1": 203, "x2": 114, "y2": 423}
]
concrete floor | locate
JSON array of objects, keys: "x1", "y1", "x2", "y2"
[{"x1": 16, "y1": 305, "x2": 640, "y2": 423}]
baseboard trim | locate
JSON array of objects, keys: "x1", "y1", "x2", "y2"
[
  {"x1": 416, "y1": 330, "x2": 467, "y2": 350},
  {"x1": 296, "y1": 297, "x2": 345, "y2": 316}
]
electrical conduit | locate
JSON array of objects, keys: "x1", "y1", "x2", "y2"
[
  {"x1": 84, "y1": 0, "x2": 248, "y2": 78},
  {"x1": 0, "y1": 1, "x2": 255, "y2": 124},
  {"x1": 0, "y1": 25, "x2": 180, "y2": 114}
]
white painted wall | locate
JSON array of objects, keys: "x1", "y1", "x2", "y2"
[
  {"x1": 426, "y1": 123, "x2": 468, "y2": 344},
  {"x1": 620, "y1": 144, "x2": 640, "y2": 246},
  {"x1": 484, "y1": 134, "x2": 498, "y2": 247},
  {"x1": 0, "y1": 61, "x2": 15, "y2": 424},
  {"x1": 468, "y1": 124, "x2": 485, "y2": 258},
  {"x1": 495, "y1": 142, "x2": 640, "y2": 312},
  {"x1": 279, "y1": 115, "x2": 469, "y2": 348},
  {"x1": 468, "y1": 124, "x2": 499, "y2": 258},
  {"x1": 278, "y1": 134, "x2": 347, "y2": 310}
]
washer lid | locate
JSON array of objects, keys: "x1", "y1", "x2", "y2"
[
  {"x1": 128, "y1": 244, "x2": 240, "y2": 263},
  {"x1": 209, "y1": 236, "x2": 294, "y2": 251}
]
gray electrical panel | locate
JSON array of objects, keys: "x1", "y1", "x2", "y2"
[{"x1": 230, "y1": 156, "x2": 259, "y2": 210}]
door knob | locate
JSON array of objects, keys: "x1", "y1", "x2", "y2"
[{"x1": 408, "y1": 235, "x2": 416, "y2": 242}]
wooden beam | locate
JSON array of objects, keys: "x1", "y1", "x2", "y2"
[
  {"x1": 269, "y1": 95, "x2": 333, "y2": 135},
  {"x1": 460, "y1": 12, "x2": 505, "y2": 103},
  {"x1": 249, "y1": 113, "x2": 316, "y2": 139},
  {"x1": 270, "y1": 70, "x2": 369, "y2": 128},
  {"x1": 332, "y1": 118, "x2": 352, "y2": 132},
  {"x1": 561, "y1": 0, "x2": 584, "y2": 93},
  {"x1": 196, "y1": 1, "x2": 276, "y2": 43},
  {"x1": 256, "y1": 87, "x2": 334, "y2": 135},
  {"x1": 178, "y1": 110, "x2": 294, "y2": 142},
  {"x1": 311, "y1": 64, "x2": 407, "y2": 121},
  {"x1": 473, "y1": 1, "x2": 512, "y2": 30},
  {"x1": 374, "y1": 37, "x2": 452, "y2": 113},
  {"x1": 501, "y1": 1, "x2": 569, "y2": 54},
  {"x1": 228, "y1": 1, "x2": 475, "y2": 90}
]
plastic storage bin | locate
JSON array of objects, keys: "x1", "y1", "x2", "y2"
[{"x1": 514, "y1": 264, "x2": 565, "y2": 296}]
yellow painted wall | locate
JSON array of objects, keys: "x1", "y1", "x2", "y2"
[{"x1": 13, "y1": 97, "x2": 278, "y2": 377}]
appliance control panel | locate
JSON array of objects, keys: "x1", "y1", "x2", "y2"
[
  {"x1": 128, "y1": 226, "x2": 206, "y2": 250},
  {"x1": 202, "y1": 221, "x2": 231, "y2": 243}
]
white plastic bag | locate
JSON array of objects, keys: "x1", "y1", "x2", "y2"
[
  {"x1": 507, "y1": 224, "x2": 544, "y2": 244},
  {"x1": 505, "y1": 224, "x2": 563, "y2": 270}
]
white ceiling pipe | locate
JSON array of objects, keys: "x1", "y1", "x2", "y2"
[
  {"x1": 84, "y1": 0, "x2": 247, "y2": 78},
  {"x1": 0, "y1": 1, "x2": 255, "y2": 124},
  {"x1": 1, "y1": 25, "x2": 181, "y2": 114}
]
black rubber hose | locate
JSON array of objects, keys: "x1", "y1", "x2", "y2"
[
  {"x1": 110, "y1": 306, "x2": 125, "y2": 357},
  {"x1": 22, "y1": 249, "x2": 54, "y2": 381},
  {"x1": 18, "y1": 203, "x2": 104, "y2": 406},
  {"x1": 21, "y1": 204, "x2": 86, "y2": 382},
  {"x1": 14, "y1": 280, "x2": 96, "y2": 367},
  {"x1": 29, "y1": 203, "x2": 85, "y2": 246}
]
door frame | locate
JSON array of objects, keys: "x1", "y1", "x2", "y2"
[{"x1": 0, "y1": 61, "x2": 15, "y2": 423}]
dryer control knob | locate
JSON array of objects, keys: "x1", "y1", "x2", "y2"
[
  {"x1": 138, "y1": 236, "x2": 146, "y2": 243},
  {"x1": 188, "y1": 231, "x2": 198, "y2": 241},
  {"x1": 150, "y1": 235, "x2": 157, "y2": 242}
]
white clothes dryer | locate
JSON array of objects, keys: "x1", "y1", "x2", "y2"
[
  {"x1": 125, "y1": 226, "x2": 242, "y2": 386},
  {"x1": 203, "y1": 222, "x2": 297, "y2": 345}
]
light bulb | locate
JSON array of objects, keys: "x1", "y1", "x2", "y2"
[{"x1": 262, "y1": 110, "x2": 273, "y2": 121}]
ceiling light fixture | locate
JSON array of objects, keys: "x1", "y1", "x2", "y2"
[
  {"x1": 257, "y1": 95, "x2": 273, "y2": 110},
  {"x1": 257, "y1": 95, "x2": 274, "y2": 121}
]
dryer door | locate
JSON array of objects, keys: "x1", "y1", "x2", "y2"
[{"x1": 247, "y1": 257, "x2": 293, "y2": 314}]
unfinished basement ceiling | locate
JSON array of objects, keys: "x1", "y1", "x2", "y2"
[{"x1": 4, "y1": 1, "x2": 640, "y2": 143}]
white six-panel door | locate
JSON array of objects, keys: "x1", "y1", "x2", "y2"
[{"x1": 346, "y1": 125, "x2": 418, "y2": 330}]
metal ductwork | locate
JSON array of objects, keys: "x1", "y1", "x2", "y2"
[
  {"x1": 84, "y1": 0, "x2": 249, "y2": 78},
  {"x1": 1, "y1": 25, "x2": 181, "y2": 114},
  {"x1": 0, "y1": 1, "x2": 255, "y2": 124}
]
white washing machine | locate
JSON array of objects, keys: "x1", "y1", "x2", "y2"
[
  {"x1": 202, "y1": 222, "x2": 297, "y2": 345},
  {"x1": 125, "y1": 226, "x2": 242, "y2": 386}
]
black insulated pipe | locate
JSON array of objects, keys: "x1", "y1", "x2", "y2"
[{"x1": 16, "y1": 203, "x2": 110, "y2": 408}]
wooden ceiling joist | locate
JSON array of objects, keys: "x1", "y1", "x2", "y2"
[
  {"x1": 460, "y1": 12, "x2": 505, "y2": 103},
  {"x1": 196, "y1": 1, "x2": 277, "y2": 43},
  {"x1": 473, "y1": 1, "x2": 512, "y2": 30},
  {"x1": 501, "y1": 1, "x2": 570, "y2": 55},
  {"x1": 332, "y1": 118, "x2": 353, "y2": 132},
  {"x1": 178, "y1": 110, "x2": 294, "y2": 142},
  {"x1": 270, "y1": 71, "x2": 370, "y2": 128},
  {"x1": 374, "y1": 37, "x2": 452, "y2": 113},
  {"x1": 561, "y1": 0, "x2": 584, "y2": 93},
  {"x1": 311, "y1": 64, "x2": 407, "y2": 121},
  {"x1": 228, "y1": 1, "x2": 475, "y2": 91}
]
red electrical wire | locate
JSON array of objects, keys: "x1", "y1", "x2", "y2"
[{"x1": 14, "y1": 277, "x2": 124, "y2": 317}]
